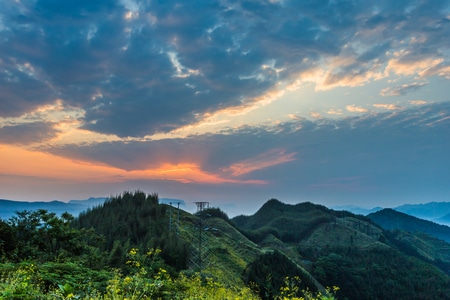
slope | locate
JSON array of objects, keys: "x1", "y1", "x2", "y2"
[
  {"x1": 438, "y1": 212, "x2": 450, "y2": 226},
  {"x1": 177, "y1": 211, "x2": 262, "y2": 287},
  {"x1": 233, "y1": 199, "x2": 450, "y2": 300},
  {"x1": 367, "y1": 208, "x2": 450, "y2": 243},
  {"x1": 75, "y1": 191, "x2": 263, "y2": 282}
]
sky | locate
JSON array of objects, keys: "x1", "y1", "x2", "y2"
[{"x1": 1, "y1": 0, "x2": 450, "y2": 216}]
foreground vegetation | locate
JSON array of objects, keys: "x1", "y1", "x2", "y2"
[
  {"x1": 0, "y1": 252, "x2": 261, "y2": 299},
  {"x1": 0, "y1": 191, "x2": 336, "y2": 299},
  {"x1": 0, "y1": 260, "x2": 338, "y2": 299}
]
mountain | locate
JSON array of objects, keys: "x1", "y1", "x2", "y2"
[
  {"x1": 232, "y1": 199, "x2": 339, "y2": 243},
  {"x1": 232, "y1": 200, "x2": 450, "y2": 299},
  {"x1": 72, "y1": 192, "x2": 262, "y2": 286},
  {"x1": 395, "y1": 202, "x2": 450, "y2": 223},
  {"x1": 386, "y1": 230, "x2": 450, "y2": 264},
  {"x1": 0, "y1": 197, "x2": 107, "y2": 220},
  {"x1": 367, "y1": 208, "x2": 450, "y2": 243},
  {"x1": 72, "y1": 193, "x2": 320, "y2": 297},
  {"x1": 332, "y1": 201, "x2": 450, "y2": 225},
  {"x1": 366, "y1": 209, "x2": 450, "y2": 274},
  {"x1": 438, "y1": 213, "x2": 450, "y2": 226},
  {"x1": 331, "y1": 205, "x2": 383, "y2": 215}
]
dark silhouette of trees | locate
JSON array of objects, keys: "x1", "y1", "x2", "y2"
[{"x1": 74, "y1": 190, "x2": 189, "y2": 271}]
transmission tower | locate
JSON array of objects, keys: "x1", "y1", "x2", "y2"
[
  {"x1": 189, "y1": 202, "x2": 211, "y2": 272},
  {"x1": 194, "y1": 201, "x2": 210, "y2": 212},
  {"x1": 168, "y1": 202, "x2": 182, "y2": 235}
]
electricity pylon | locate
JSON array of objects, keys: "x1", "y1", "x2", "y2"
[{"x1": 189, "y1": 202, "x2": 210, "y2": 272}]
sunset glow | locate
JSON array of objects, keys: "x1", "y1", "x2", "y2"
[{"x1": 1, "y1": 0, "x2": 449, "y2": 215}]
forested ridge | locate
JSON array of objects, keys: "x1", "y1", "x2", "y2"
[
  {"x1": 367, "y1": 208, "x2": 450, "y2": 242},
  {"x1": 231, "y1": 199, "x2": 450, "y2": 299},
  {"x1": 1, "y1": 191, "x2": 449, "y2": 299},
  {"x1": 74, "y1": 191, "x2": 189, "y2": 271}
]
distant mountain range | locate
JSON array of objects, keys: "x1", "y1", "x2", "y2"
[
  {"x1": 367, "y1": 208, "x2": 450, "y2": 243},
  {"x1": 395, "y1": 202, "x2": 450, "y2": 225},
  {"x1": 2, "y1": 195, "x2": 450, "y2": 228},
  {"x1": 331, "y1": 205, "x2": 383, "y2": 215},
  {"x1": 0, "y1": 197, "x2": 107, "y2": 220},
  {"x1": 439, "y1": 213, "x2": 450, "y2": 224},
  {"x1": 0, "y1": 197, "x2": 186, "y2": 220},
  {"x1": 332, "y1": 202, "x2": 450, "y2": 226}
]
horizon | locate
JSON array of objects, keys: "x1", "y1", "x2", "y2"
[
  {"x1": 2, "y1": 194, "x2": 449, "y2": 219},
  {"x1": 1, "y1": 1, "x2": 449, "y2": 214}
]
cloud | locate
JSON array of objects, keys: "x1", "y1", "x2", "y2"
[
  {"x1": 310, "y1": 112, "x2": 322, "y2": 118},
  {"x1": 222, "y1": 148, "x2": 296, "y2": 176},
  {"x1": 346, "y1": 105, "x2": 368, "y2": 113},
  {"x1": 373, "y1": 103, "x2": 401, "y2": 110},
  {"x1": 385, "y1": 51, "x2": 446, "y2": 78},
  {"x1": 410, "y1": 100, "x2": 427, "y2": 105},
  {"x1": 380, "y1": 82, "x2": 427, "y2": 96},
  {"x1": 327, "y1": 109, "x2": 344, "y2": 115},
  {"x1": 1, "y1": 0, "x2": 449, "y2": 139},
  {"x1": 0, "y1": 145, "x2": 265, "y2": 186},
  {"x1": 0, "y1": 122, "x2": 60, "y2": 145},
  {"x1": 318, "y1": 56, "x2": 386, "y2": 90},
  {"x1": 0, "y1": 59, "x2": 57, "y2": 118},
  {"x1": 40, "y1": 102, "x2": 450, "y2": 202}
]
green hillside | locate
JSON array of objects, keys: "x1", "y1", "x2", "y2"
[
  {"x1": 387, "y1": 230, "x2": 450, "y2": 265},
  {"x1": 73, "y1": 192, "x2": 266, "y2": 288},
  {"x1": 366, "y1": 208, "x2": 450, "y2": 274},
  {"x1": 232, "y1": 199, "x2": 339, "y2": 243},
  {"x1": 1, "y1": 192, "x2": 450, "y2": 299},
  {"x1": 233, "y1": 199, "x2": 450, "y2": 299}
]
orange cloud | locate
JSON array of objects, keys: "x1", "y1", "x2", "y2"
[
  {"x1": 327, "y1": 109, "x2": 344, "y2": 115},
  {"x1": 223, "y1": 148, "x2": 296, "y2": 176},
  {"x1": 0, "y1": 145, "x2": 264, "y2": 185},
  {"x1": 346, "y1": 105, "x2": 368, "y2": 113},
  {"x1": 373, "y1": 103, "x2": 401, "y2": 110},
  {"x1": 410, "y1": 100, "x2": 427, "y2": 105},
  {"x1": 385, "y1": 50, "x2": 445, "y2": 77},
  {"x1": 310, "y1": 112, "x2": 322, "y2": 118},
  {"x1": 130, "y1": 163, "x2": 266, "y2": 184},
  {"x1": 0, "y1": 145, "x2": 118, "y2": 182}
]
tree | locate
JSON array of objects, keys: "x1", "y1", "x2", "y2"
[
  {"x1": 0, "y1": 219, "x2": 16, "y2": 258},
  {"x1": 7, "y1": 210, "x2": 103, "y2": 262}
]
